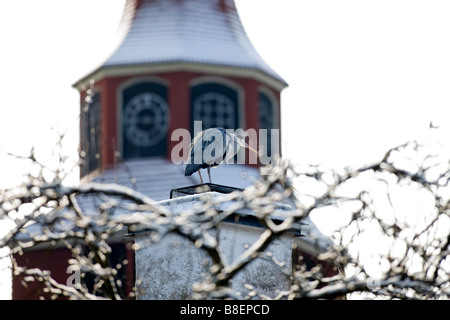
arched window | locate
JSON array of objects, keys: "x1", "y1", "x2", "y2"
[
  {"x1": 80, "y1": 92, "x2": 101, "y2": 177},
  {"x1": 259, "y1": 91, "x2": 275, "y2": 158},
  {"x1": 191, "y1": 83, "x2": 238, "y2": 132},
  {"x1": 259, "y1": 92, "x2": 274, "y2": 130},
  {"x1": 122, "y1": 82, "x2": 169, "y2": 159}
]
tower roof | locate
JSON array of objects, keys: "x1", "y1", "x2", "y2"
[{"x1": 74, "y1": 0, "x2": 287, "y2": 89}]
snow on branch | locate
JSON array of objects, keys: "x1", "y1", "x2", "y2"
[{"x1": 0, "y1": 137, "x2": 449, "y2": 300}]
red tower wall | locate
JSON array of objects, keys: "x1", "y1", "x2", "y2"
[
  {"x1": 87, "y1": 71, "x2": 279, "y2": 171},
  {"x1": 12, "y1": 247, "x2": 72, "y2": 300},
  {"x1": 12, "y1": 244, "x2": 135, "y2": 300}
]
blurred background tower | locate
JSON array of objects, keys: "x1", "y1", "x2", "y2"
[
  {"x1": 13, "y1": 0, "x2": 339, "y2": 300},
  {"x1": 12, "y1": 0, "x2": 288, "y2": 299},
  {"x1": 73, "y1": 0, "x2": 288, "y2": 197}
]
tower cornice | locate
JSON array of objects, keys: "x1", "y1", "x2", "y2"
[{"x1": 73, "y1": 62, "x2": 287, "y2": 92}]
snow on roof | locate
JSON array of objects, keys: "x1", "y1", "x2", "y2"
[
  {"x1": 12, "y1": 160, "x2": 258, "y2": 242},
  {"x1": 96, "y1": 0, "x2": 285, "y2": 85},
  {"x1": 92, "y1": 157, "x2": 260, "y2": 201},
  {"x1": 88, "y1": 158, "x2": 334, "y2": 250},
  {"x1": 13, "y1": 159, "x2": 333, "y2": 252}
]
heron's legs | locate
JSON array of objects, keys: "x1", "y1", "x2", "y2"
[
  {"x1": 198, "y1": 170, "x2": 204, "y2": 184},
  {"x1": 207, "y1": 167, "x2": 212, "y2": 184}
]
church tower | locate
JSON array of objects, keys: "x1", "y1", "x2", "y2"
[
  {"x1": 12, "y1": 1, "x2": 342, "y2": 300},
  {"x1": 73, "y1": 0, "x2": 287, "y2": 199}
]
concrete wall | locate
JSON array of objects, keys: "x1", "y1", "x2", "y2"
[{"x1": 135, "y1": 222, "x2": 294, "y2": 299}]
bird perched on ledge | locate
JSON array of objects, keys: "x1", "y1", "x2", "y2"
[{"x1": 185, "y1": 128, "x2": 257, "y2": 184}]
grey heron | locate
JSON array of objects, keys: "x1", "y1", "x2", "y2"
[{"x1": 184, "y1": 128, "x2": 257, "y2": 184}]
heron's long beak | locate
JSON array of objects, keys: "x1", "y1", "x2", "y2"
[{"x1": 245, "y1": 143, "x2": 257, "y2": 153}]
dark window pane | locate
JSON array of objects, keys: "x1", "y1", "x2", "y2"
[
  {"x1": 80, "y1": 93, "x2": 101, "y2": 177},
  {"x1": 122, "y1": 82, "x2": 169, "y2": 159},
  {"x1": 191, "y1": 83, "x2": 238, "y2": 133}
]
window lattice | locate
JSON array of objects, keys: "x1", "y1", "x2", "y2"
[{"x1": 193, "y1": 92, "x2": 235, "y2": 129}]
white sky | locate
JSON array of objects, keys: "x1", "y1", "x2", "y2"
[
  {"x1": 1, "y1": 0, "x2": 450, "y2": 299},
  {"x1": 1, "y1": 0, "x2": 450, "y2": 183}
]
